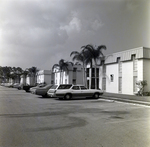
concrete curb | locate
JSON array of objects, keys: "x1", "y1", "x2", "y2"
[{"x1": 101, "y1": 92, "x2": 150, "y2": 106}]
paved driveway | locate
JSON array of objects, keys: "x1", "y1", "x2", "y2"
[{"x1": 0, "y1": 86, "x2": 150, "y2": 147}]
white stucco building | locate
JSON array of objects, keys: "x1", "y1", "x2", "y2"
[
  {"x1": 53, "y1": 64, "x2": 84, "y2": 85},
  {"x1": 36, "y1": 70, "x2": 53, "y2": 84},
  {"x1": 99, "y1": 47, "x2": 150, "y2": 95}
]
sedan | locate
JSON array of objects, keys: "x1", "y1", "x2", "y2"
[
  {"x1": 55, "y1": 85, "x2": 103, "y2": 100},
  {"x1": 30, "y1": 84, "x2": 52, "y2": 98}
]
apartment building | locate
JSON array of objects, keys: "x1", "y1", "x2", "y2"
[
  {"x1": 99, "y1": 47, "x2": 150, "y2": 95},
  {"x1": 36, "y1": 70, "x2": 53, "y2": 84},
  {"x1": 53, "y1": 64, "x2": 84, "y2": 85}
]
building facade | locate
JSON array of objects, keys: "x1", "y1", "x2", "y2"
[
  {"x1": 53, "y1": 64, "x2": 84, "y2": 85},
  {"x1": 99, "y1": 47, "x2": 150, "y2": 95},
  {"x1": 36, "y1": 70, "x2": 52, "y2": 84}
]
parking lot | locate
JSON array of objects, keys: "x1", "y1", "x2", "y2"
[{"x1": 0, "y1": 86, "x2": 150, "y2": 147}]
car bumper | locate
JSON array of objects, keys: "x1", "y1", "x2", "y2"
[{"x1": 47, "y1": 93, "x2": 56, "y2": 97}]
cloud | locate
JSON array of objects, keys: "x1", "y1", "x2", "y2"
[
  {"x1": 126, "y1": 0, "x2": 139, "y2": 11},
  {"x1": 0, "y1": 0, "x2": 149, "y2": 70}
]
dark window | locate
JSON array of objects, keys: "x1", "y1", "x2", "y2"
[
  {"x1": 80, "y1": 86, "x2": 87, "y2": 90},
  {"x1": 96, "y1": 68, "x2": 99, "y2": 77},
  {"x1": 91, "y1": 78, "x2": 95, "y2": 89},
  {"x1": 72, "y1": 86, "x2": 80, "y2": 90},
  {"x1": 73, "y1": 68, "x2": 77, "y2": 72},
  {"x1": 72, "y1": 79, "x2": 76, "y2": 85},
  {"x1": 92, "y1": 68, "x2": 95, "y2": 77},
  {"x1": 110, "y1": 74, "x2": 114, "y2": 82},
  {"x1": 86, "y1": 68, "x2": 89, "y2": 77},
  {"x1": 58, "y1": 84, "x2": 72, "y2": 89}
]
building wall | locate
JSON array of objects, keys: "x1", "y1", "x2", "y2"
[
  {"x1": 37, "y1": 70, "x2": 52, "y2": 84},
  {"x1": 137, "y1": 59, "x2": 143, "y2": 81},
  {"x1": 20, "y1": 75, "x2": 26, "y2": 85},
  {"x1": 122, "y1": 61, "x2": 133, "y2": 94},
  {"x1": 53, "y1": 65, "x2": 84, "y2": 85},
  {"x1": 105, "y1": 64, "x2": 118, "y2": 93},
  {"x1": 143, "y1": 59, "x2": 150, "y2": 92}
]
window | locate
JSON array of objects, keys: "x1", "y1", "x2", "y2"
[
  {"x1": 86, "y1": 68, "x2": 89, "y2": 77},
  {"x1": 80, "y1": 86, "x2": 87, "y2": 90},
  {"x1": 117, "y1": 57, "x2": 122, "y2": 73},
  {"x1": 72, "y1": 79, "x2": 76, "y2": 85},
  {"x1": 133, "y1": 59, "x2": 137, "y2": 71},
  {"x1": 72, "y1": 86, "x2": 80, "y2": 90},
  {"x1": 96, "y1": 68, "x2": 99, "y2": 77},
  {"x1": 119, "y1": 62, "x2": 122, "y2": 73},
  {"x1": 110, "y1": 74, "x2": 114, "y2": 82},
  {"x1": 92, "y1": 68, "x2": 95, "y2": 77},
  {"x1": 58, "y1": 84, "x2": 72, "y2": 89},
  {"x1": 132, "y1": 55, "x2": 137, "y2": 71},
  {"x1": 73, "y1": 68, "x2": 77, "y2": 72}
]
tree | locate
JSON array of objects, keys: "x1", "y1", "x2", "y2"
[
  {"x1": 1, "y1": 66, "x2": 12, "y2": 82},
  {"x1": 70, "y1": 51, "x2": 87, "y2": 86},
  {"x1": 136, "y1": 80, "x2": 147, "y2": 96},
  {"x1": 52, "y1": 59, "x2": 73, "y2": 84},
  {"x1": 81, "y1": 44, "x2": 106, "y2": 89}
]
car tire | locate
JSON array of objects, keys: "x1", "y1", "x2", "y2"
[
  {"x1": 64, "y1": 94, "x2": 72, "y2": 100},
  {"x1": 93, "y1": 93, "x2": 100, "y2": 99}
]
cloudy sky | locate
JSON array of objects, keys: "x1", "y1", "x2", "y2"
[{"x1": 0, "y1": 0, "x2": 149, "y2": 70}]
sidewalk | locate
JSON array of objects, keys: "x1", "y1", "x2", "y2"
[{"x1": 101, "y1": 92, "x2": 150, "y2": 106}]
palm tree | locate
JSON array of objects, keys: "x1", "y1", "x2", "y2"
[
  {"x1": 81, "y1": 44, "x2": 106, "y2": 89},
  {"x1": 70, "y1": 51, "x2": 87, "y2": 86},
  {"x1": 24, "y1": 67, "x2": 38, "y2": 85},
  {"x1": 52, "y1": 59, "x2": 73, "y2": 84},
  {"x1": 29, "y1": 67, "x2": 38, "y2": 85}
]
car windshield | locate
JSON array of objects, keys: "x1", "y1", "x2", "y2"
[
  {"x1": 50, "y1": 85, "x2": 58, "y2": 89},
  {"x1": 44, "y1": 84, "x2": 52, "y2": 88},
  {"x1": 58, "y1": 84, "x2": 72, "y2": 89}
]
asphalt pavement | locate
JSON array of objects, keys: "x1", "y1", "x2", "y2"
[{"x1": 102, "y1": 92, "x2": 150, "y2": 106}]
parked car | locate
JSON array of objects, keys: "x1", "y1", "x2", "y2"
[
  {"x1": 17, "y1": 84, "x2": 24, "y2": 90},
  {"x1": 30, "y1": 84, "x2": 52, "y2": 98},
  {"x1": 13, "y1": 83, "x2": 20, "y2": 88},
  {"x1": 23, "y1": 82, "x2": 46, "y2": 92},
  {"x1": 47, "y1": 84, "x2": 72, "y2": 98},
  {"x1": 4, "y1": 83, "x2": 13, "y2": 88},
  {"x1": 55, "y1": 85, "x2": 103, "y2": 100}
]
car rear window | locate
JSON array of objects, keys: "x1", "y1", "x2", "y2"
[{"x1": 58, "y1": 84, "x2": 72, "y2": 89}]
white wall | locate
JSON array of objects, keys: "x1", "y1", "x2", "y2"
[
  {"x1": 143, "y1": 59, "x2": 150, "y2": 92},
  {"x1": 122, "y1": 61, "x2": 133, "y2": 94},
  {"x1": 106, "y1": 64, "x2": 118, "y2": 93},
  {"x1": 137, "y1": 59, "x2": 143, "y2": 81}
]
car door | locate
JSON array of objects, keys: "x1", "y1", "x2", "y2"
[
  {"x1": 80, "y1": 86, "x2": 93, "y2": 97},
  {"x1": 71, "y1": 86, "x2": 82, "y2": 98}
]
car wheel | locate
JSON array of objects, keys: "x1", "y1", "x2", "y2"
[
  {"x1": 64, "y1": 94, "x2": 72, "y2": 100},
  {"x1": 93, "y1": 93, "x2": 100, "y2": 99}
]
